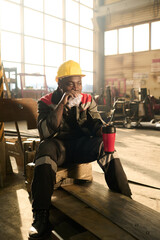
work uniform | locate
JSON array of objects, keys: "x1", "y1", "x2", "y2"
[
  {"x1": 32, "y1": 88, "x2": 132, "y2": 212},
  {"x1": 32, "y1": 88, "x2": 106, "y2": 210}
]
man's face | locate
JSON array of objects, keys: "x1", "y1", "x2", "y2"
[{"x1": 59, "y1": 76, "x2": 82, "y2": 94}]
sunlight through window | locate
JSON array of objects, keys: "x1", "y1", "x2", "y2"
[
  {"x1": 45, "y1": 67, "x2": 58, "y2": 90},
  {"x1": 80, "y1": 27, "x2": 93, "y2": 50},
  {"x1": 1, "y1": 1, "x2": 20, "y2": 33},
  {"x1": 1, "y1": 32, "x2": 21, "y2": 62},
  {"x1": 45, "y1": 41, "x2": 63, "y2": 67},
  {"x1": 80, "y1": 5, "x2": 93, "y2": 29},
  {"x1": 134, "y1": 23, "x2": 149, "y2": 52},
  {"x1": 24, "y1": 8, "x2": 43, "y2": 38},
  {"x1": 82, "y1": 71, "x2": 93, "y2": 93},
  {"x1": 66, "y1": 22, "x2": 79, "y2": 47},
  {"x1": 24, "y1": 37, "x2": 43, "y2": 65},
  {"x1": 105, "y1": 30, "x2": 117, "y2": 55},
  {"x1": 151, "y1": 21, "x2": 160, "y2": 50},
  {"x1": 66, "y1": 0, "x2": 79, "y2": 24},
  {"x1": 45, "y1": 16, "x2": 63, "y2": 43},
  {"x1": 80, "y1": 49, "x2": 93, "y2": 72},
  {"x1": 0, "y1": 0, "x2": 94, "y2": 92},
  {"x1": 44, "y1": 0, "x2": 63, "y2": 18},
  {"x1": 119, "y1": 27, "x2": 132, "y2": 54},
  {"x1": 24, "y1": 0, "x2": 43, "y2": 11},
  {"x1": 66, "y1": 46, "x2": 79, "y2": 63}
]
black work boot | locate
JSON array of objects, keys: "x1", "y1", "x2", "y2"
[{"x1": 29, "y1": 210, "x2": 52, "y2": 239}]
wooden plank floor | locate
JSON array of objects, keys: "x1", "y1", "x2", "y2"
[
  {"x1": 52, "y1": 189, "x2": 136, "y2": 240},
  {"x1": 62, "y1": 181, "x2": 160, "y2": 240}
]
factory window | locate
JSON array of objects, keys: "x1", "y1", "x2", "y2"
[
  {"x1": 134, "y1": 23, "x2": 149, "y2": 52},
  {"x1": 45, "y1": 41, "x2": 63, "y2": 67},
  {"x1": 80, "y1": 27, "x2": 93, "y2": 50},
  {"x1": 66, "y1": 46, "x2": 79, "y2": 63},
  {"x1": 25, "y1": 65, "x2": 44, "y2": 89},
  {"x1": 104, "y1": 30, "x2": 118, "y2": 55},
  {"x1": 119, "y1": 27, "x2": 132, "y2": 54},
  {"x1": 44, "y1": 0, "x2": 63, "y2": 18},
  {"x1": 0, "y1": 1, "x2": 20, "y2": 33},
  {"x1": 24, "y1": 0, "x2": 43, "y2": 12},
  {"x1": 105, "y1": 23, "x2": 150, "y2": 55},
  {"x1": 24, "y1": 9, "x2": 43, "y2": 38},
  {"x1": 151, "y1": 21, "x2": 160, "y2": 50},
  {"x1": 45, "y1": 16, "x2": 63, "y2": 43},
  {"x1": 0, "y1": 0, "x2": 94, "y2": 92},
  {"x1": 66, "y1": 22, "x2": 79, "y2": 47},
  {"x1": 1, "y1": 32, "x2": 21, "y2": 62},
  {"x1": 80, "y1": 5, "x2": 93, "y2": 29},
  {"x1": 82, "y1": 72, "x2": 93, "y2": 92},
  {"x1": 80, "y1": 49, "x2": 93, "y2": 72},
  {"x1": 24, "y1": 37, "x2": 43, "y2": 65},
  {"x1": 66, "y1": 0, "x2": 79, "y2": 24},
  {"x1": 80, "y1": 0, "x2": 93, "y2": 8}
]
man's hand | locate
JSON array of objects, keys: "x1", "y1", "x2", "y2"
[{"x1": 60, "y1": 90, "x2": 79, "y2": 106}]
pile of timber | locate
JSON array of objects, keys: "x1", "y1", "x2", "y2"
[{"x1": 51, "y1": 180, "x2": 160, "y2": 240}]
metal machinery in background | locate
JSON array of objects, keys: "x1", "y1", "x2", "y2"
[
  {"x1": 18, "y1": 73, "x2": 48, "y2": 100},
  {"x1": 111, "y1": 88, "x2": 160, "y2": 128},
  {"x1": 4, "y1": 68, "x2": 18, "y2": 98},
  {"x1": 3, "y1": 68, "x2": 49, "y2": 100}
]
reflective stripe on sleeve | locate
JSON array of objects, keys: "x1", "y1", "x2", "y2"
[{"x1": 41, "y1": 119, "x2": 51, "y2": 138}]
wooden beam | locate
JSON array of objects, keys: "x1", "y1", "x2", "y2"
[
  {"x1": 52, "y1": 189, "x2": 136, "y2": 240},
  {"x1": 62, "y1": 181, "x2": 160, "y2": 240},
  {"x1": 0, "y1": 98, "x2": 38, "y2": 129}
]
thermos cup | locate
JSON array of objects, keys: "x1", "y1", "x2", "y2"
[{"x1": 102, "y1": 125, "x2": 116, "y2": 153}]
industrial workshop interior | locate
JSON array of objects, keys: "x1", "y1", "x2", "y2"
[{"x1": 0, "y1": 0, "x2": 160, "y2": 240}]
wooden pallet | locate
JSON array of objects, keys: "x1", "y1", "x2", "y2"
[
  {"x1": 52, "y1": 189, "x2": 136, "y2": 240},
  {"x1": 60, "y1": 181, "x2": 160, "y2": 240}
]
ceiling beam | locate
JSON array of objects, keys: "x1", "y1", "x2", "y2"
[{"x1": 95, "y1": 0, "x2": 154, "y2": 17}]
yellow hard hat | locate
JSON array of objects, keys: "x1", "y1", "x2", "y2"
[{"x1": 56, "y1": 60, "x2": 85, "y2": 82}]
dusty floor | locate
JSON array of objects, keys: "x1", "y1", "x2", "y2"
[{"x1": 0, "y1": 123, "x2": 160, "y2": 240}]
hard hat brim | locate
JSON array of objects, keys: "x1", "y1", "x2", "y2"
[{"x1": 55, "y1": 74, "x2": 85, "y2": 82}]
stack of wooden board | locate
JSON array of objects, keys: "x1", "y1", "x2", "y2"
[{"x1": 51, "y1": 181, "x2": 160, "y2": 240}]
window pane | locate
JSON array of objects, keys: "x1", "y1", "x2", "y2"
[
  {"x1": 45, "y1": 67, "x2": 58, "y2": 90},
  {"x1": 66, "y1": 22, "x2": 79, "y2": 47},
  {"x1": 66, "y1": 0, "x2": 79, "y2": 24},
  {"x1": 80, "y1": 0, "x2": 93, "y2": 8},
  {"x1": 24, "y1": 0, "x2": 43, "y2": 11},
  {"x1": 105, "y1": 30, "x2": 117, "y2": 55},
  {"x1": 45, "y1": 0, "x2": 63, "y2": 18},
  {"x1": 45, "y1": 16, "x2": 63, "y2": 43},
  {"x1": 119, "y1": 27, "x2": 132, "y2": 54},
  {"x1": 134, "y1": 24, "x2": 149, "y2": 52},
  {"x1": 151, "y1": 21, "x2": 160, "y2": 50},
  {"x1": 82, "y1": 71, "x2": 93, "y2": 92},
  {"x1": 80, "y1": 49, "x2": 93, "y2": 71},
  {"x1": 80, "y1": 5, "x2": 93, "y2": 29},
  {"x1": 66, "y1": 46, "x2": 79, "y2": 62},
  {"x1": 3, "y1": 61, "x2": 21, "y2": 88},
  {"x1": 24, "y1": 8, "x2": 43, "y2": 38},
  {"x1": 80, "y1": 28, "x2": 93, "y2": 50},
  {"x1": 1, "y1": 32, "x2": 21, "y2": 62},
  {"x1": 1, "y1": 1, "x2": 20, "y2": 33},
  {"x1": 25, "y1": 64, "x2": 44, "y2": 74},
  {"x1": 45, "y1": 41, "x2": 63, "y2": 67},
  {"x1": 8, "y1": 0, "x2": 20, "y2": 3},
  {"x1": 25, "y1": 37, "x2": 43, "y2": 65},
  {"x1": 24, "y1": 65, "x2": 44, "y2": 89}
]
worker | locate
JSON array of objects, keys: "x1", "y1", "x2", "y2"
[{"x1": 29, "y1": 60, "x2": 131, "y2": 239}]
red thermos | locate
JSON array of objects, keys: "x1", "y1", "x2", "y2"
[{"x1": 102, "y1": 125, "x2": 116, "y2": 153}]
